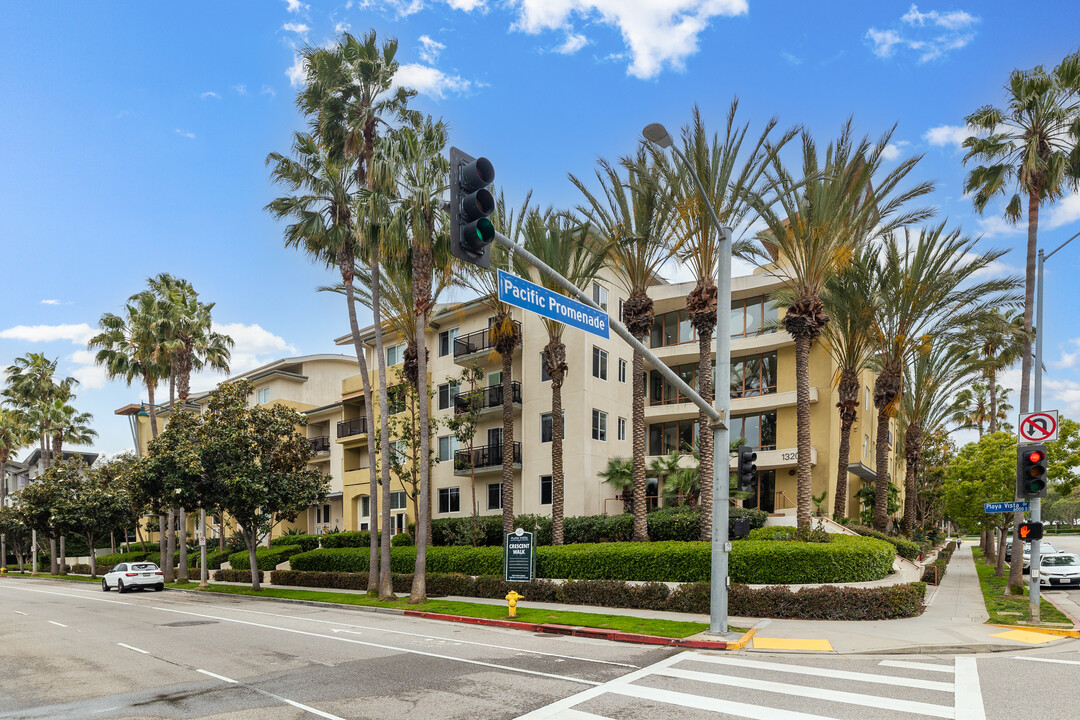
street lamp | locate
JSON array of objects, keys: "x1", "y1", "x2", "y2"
[{"x1": 643, "y1": 121, "x2": 734, "y2": 637}]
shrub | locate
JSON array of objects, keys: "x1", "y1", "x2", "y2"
[
  {"x1": 921, "y1": 541, "x2": 957, "y2": 584},
  {"x1": 270, "y1": 534, "x2": 319, "y2": 552},
  {"x1": 849, "y1": 524, "x2": 921, "y2": 561},
  {"x1": 229, "y1": 545, "x2": 304, "y2": 571},
  {"x1": 748, "y1": 526, "x2": 796, "y2": 541},
  {"x1": 206, "y1": 549, "x2": 232, "y2": 570},
  {"x1": 95, "y1": 550, "x2": 152, "y2": 567},
  {"x1": 214, "y1": 569, "x2": 263, "y2": 583},
  {"x1": 647, "y1": 506, "x2": 702, "y2": 542},
  {"x1": 730, "y1": 506, "x2": 769, "y2": 530},
  {"x1": 391, "y1": 533, "x2": 413, "y2": 547},
  {"x1": 70, "y1": 563, "x2": 110, "y2": 575},
  {"x1": 729, "y1": 582, "x2": 926, "y2": 620},
  {"x1": 730, "y1": 535, "x2": 894, "y2": 584},
  {"x1": 320, "y1": 531, "x2": 373, "y2": 548}
]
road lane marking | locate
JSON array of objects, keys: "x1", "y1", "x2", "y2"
[
  {"x1": 0, "y1": 582, "x2": 130, "y2": 605},
  {"x1": 117, "y1": 643, "x2": 150, "y2": 654},
  {"x1": 609, "y1": 683, "x2": 836, "y2": 720},
  {"x1": 689, "y1": 653, "x2": 954, "y2": 691},
  {"x1": 12, "y1": 610, "x2": 26, "y2": 615},
  {"x1": 153, "y1": 605, "x2": 600, "y2": 687},
  {"x1": 953, "y1": 657, "x2": 986, "y2": 720},
  {"x1": 1011, "y1": 656, "x2": 1080, "y2": 666},
  {"x1": 879, "y1": 660, "x2": 956, "y2": 674},
  {"x1": 558, "y1": 711, "x2": 615, "y2": 720},
  {"x1": 196, "y1": 669, "x2": 238, "y2": 683},
  {"x1": 259, "y1": 690, "x2": 347, "y2": 720},
  {"x1": 48, "y1": 621, "x2": 67, "y2": 627}
]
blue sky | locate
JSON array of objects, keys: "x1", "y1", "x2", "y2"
[{"x1": 2, "y1": 1, "x2": 1079, "y2": 457}]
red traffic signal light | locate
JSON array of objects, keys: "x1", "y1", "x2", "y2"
[{"x1": 1018, "y1": 521, "x2": 1043, "y2": 541}]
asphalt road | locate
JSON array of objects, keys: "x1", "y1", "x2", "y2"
[
  {"x1": 0, "y1": 578, "x2": 1078, "y2": 720},
  {"x1": 1036, "y1": 534, "x2": 1080, "y2": 611}
]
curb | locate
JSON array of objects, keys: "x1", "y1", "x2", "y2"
[
  {"x1": 987, "y1": 623, "x2": 1080, "y2": 638},
  {"x1": 725, "y1": 627, "x2": 757, "y2": 650},
  {"x1": 165, "y1": 586, "x2": 408, "y2": 617}
]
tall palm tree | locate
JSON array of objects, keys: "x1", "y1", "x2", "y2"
[
  {"x1": 50, "y1": 403, "x2": 96, "y2": 459},
  {"x1": 653, "y1": 101, "x2": 793, "y2": 539},
  {"x1": 950, "y1": 382, "x2": 1013, "y2": 439},
  {"x1": 862, "y1": 224, "x2": 1022, "y2": 532},
  {"x1": 515, "y1": 212, "x2": 608, "y2": 544},
  {"x1": 956, "y1": 309, "x2": 1025, "y2": 434},
  {"x1": 3, "y1": 354, "x2": 68, "y2": 467},
  {"x1": 0, "y1": 407, "x2": 31, "y2": 510},
  {"x1": 571, "y1": 147, "x2": 677, "y2": 541},
  {"x1": 749, "y1": 122, "x2": 935, "y2": 529},
  {"x1": 963, "y1": 51, "x2": 1080, "y2": 414}
]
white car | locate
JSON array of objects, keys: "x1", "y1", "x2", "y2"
[
  {"x1": 101, "y1": 562, "x2": 164, "y2": 593},
  {"x1": 1022, "y1": 542, "x2": 1058, "y2": 571},
  {"x1": 1039, "y1": 553, "x2": 1080, "y2": 588}
]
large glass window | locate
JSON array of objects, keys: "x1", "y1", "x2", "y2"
[
  {"x1": 592, "y1": 409, "x2": 607, "y2": 441},
  {"x1": 437, "y1": 435, "x2": 459, "y2": 462},
  {"x1": 438, "y1": 487, "x2": 460, "y2": 514},
  {"x1": 650, "y1": 309, "x2": 693, "y2": 348},
  {"x1": 730, "y1": 296, "x2": 777, "y2": 338},
  {"x1": 648, "y1": 419, "x2": 698, "y2": 455},
  {"x1": 592, "y1": 283, "x2": 608, "y2": 311},
  {"x1": 730, "y1": 411, "x2": 777, "y2": 450},
  {"x1": 487, "y1": 482, "x2": 502, "y2": 510},
  {"x1": 390, "y1": 490, "x2": 407, "y2": 510},
  {"x1": 540, "y1": 475, "x2": 552, "y2": 505},
  {"x1": 650, "y1": 364, "x2": 697, "y2": 405},
  {"x1": 730, "y1": 352, "x2": 777, "y2": 398},
  {"x1": 437, "y1": 381, "x2": 458, "y2": 410},
  {"x1": 540, "y1": 411, "x2": 564, "y2": 443},
  {"x1": 592, "y1": 346, "x2": 608, "y2": 380},
  {"x1": 438, "y1": 328, "x2": 459, "y2": 357}
]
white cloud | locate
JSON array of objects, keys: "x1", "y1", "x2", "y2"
[
  {"x1": 284, "y1": 0, "x2": 308, "y2": 12},
  {"x1": 975, "y1": 215, "x2": 1021, "y2": 238},
  {"x1": 67, "y1": 349, "x2": 107, "y2": 390},
  {"x1": 181, "y1": 322, "x2": 300, "y2": 393},
  {"x1": 866, "y1": 5, "x2": 978, "y2": 63},
  {"x1": 1045, "y1": 378, "x2": 1080, "y2": 418},
  {"x1": 881, "y1": 140, "x2": 910, "y2": 161},
  {"x1": 40, "y1": 299, "x2": 61, "y2": 305},
  {"x1": 780, "y1": 51, "x2": 803, "y2": 66},
  {"x1": 867, "y1": 28, "x2": 903, "y2": 58},
  {"x1": 923, "y1": 124, "x2": 973, "y2": 147},
  {"x1": 0, "y1": 323, "x2": 95, "y2": 344},
  {"x1": 286, "y1": 53, "x2": 307, "y2": 88},
  {"x1": 1046, "y1": 191, "x2": 1080, "y2": 231},
  {"x1": 260, "y1": 85, "x2": 277, "y2": 98},
  {"x1": 901, "y1": 5, "x2": 976, "y2": 30},
  {"x1": 554, "y1": 32, "x2": 588, "y2": 55},
  {"x1": 282, "y1": 22, "x2": 310, "y2": 35},
  {"x1": 1052, "y1": 339, "x2": 1080, "y2": 370},
  {"x1": 393, "y1": 63, "x2": 474, "y2": 99},
  {"x1": 175, "y1": 129, "x2": 196, "y2": 139},
  {"x1": 200, "y1": 91, "x2": 220, "y2": 99},
  {"x1": 446, "y1": 0, "x2": 485, "y2": 9},
  {"x1": 418, "y1": 34, "x2": 445, "y2": 63},
  {"x1": 334, "y1": 21, "x2": 351, "y2": 34},
  {"x1": 233, "y1": 84, "x2": 247, "y2": 95}
]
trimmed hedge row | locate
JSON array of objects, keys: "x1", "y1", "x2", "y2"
[
  {"x1": 747, "y1": 526, "x2": 796, "y2": 541},
  {"x1": 214, "y1": 569, "x2": 263, "y2": 583},
  {"x1": 848, "y1": 525, "x2": 921, "y2": 561},
  {"x1": 268, "y1": 569, "x2": 927, "y2": 620},
  {"x1": 71, "y1": 564, "x2": 110, "y2": 575},
  {"x1": 228, "y1": 545, "x2": 304, "y2": 571},
  {"x1": 270, "y1": 534, "x2": 320, "y2": 552},
  {"x1": 290, "y1": 535, "x2": 895, "y2": 584},
  {"x1": 921, "y1": 541, "x2": 957, "y2": 584}
]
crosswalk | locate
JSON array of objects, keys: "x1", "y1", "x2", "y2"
[{"x1": 516, "y1": 651, "x2": 985, "y2": 720}]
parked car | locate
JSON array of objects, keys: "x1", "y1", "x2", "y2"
[
  {"x1": 1021, "y1": 542, "x2": 1058, "y2": 571},
  {"x1": 102, "y1": 562, "x2": 164, "y2": 593},
  {"x1": 1039, "y1": 553, "x2": 1080, "y2": 588}
]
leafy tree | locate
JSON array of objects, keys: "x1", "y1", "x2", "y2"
[
  {"x1": 0, "y1": 406, "x2": 32, "y2": 512},
  {"x1": 386, "y1": 381, "x2": 439, "y2": 548},
  {"x1": 52, "y1": 460, "x2": 136, "y2": 578},
  {"x1": 199, "y1": 380, "x2": 329, "y2": 590},
  {"x1": 14, "y1": 458, "x2": 66, "y2": 574},
  {"x1": 599, "y1": 457, "x2": 634, "y2": 514},
  {"x1": 443, "y1": 363, "x2": 485, "y2": 530},
  {"x1": 917, "y1": 427, "x2": 957, "y2": 530},
  {"x1": 1046, "y1": 417, "x2": 1080, "y2": 495},
  {"x1": 0, "y1": 505, "x2": 32, "y2": 571}
]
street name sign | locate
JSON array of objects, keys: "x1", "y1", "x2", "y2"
[
  {"x1": 984, "y1": 501, "x2": 1030, "y2": 514},
  {"x1": 1019, "y1": 410, "x2": 1059, "y2": 444},
  {"x1": 497, "y1": 269, "x2": 609, "y2": 339},
  {"x1": 503, "y1": 528, "x2": 535, "y2": 583}
]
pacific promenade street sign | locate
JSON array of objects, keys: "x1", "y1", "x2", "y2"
[
  {"x1": 497, "y1": 269, "x2": 609, "y2": 339},
  {"x1": 985, "y1": 501, "x2": 1031, "y2": 513},
  {"x1": 504, "y1": 528, "x2": 535, "y2": 583},
  {"x1": 1019, "y1": 410, "x2": 1059, "y2": 444}
]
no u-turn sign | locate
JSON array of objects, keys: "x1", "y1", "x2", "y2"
[{"x1": 1019, "y1": 410, "x2": 1059, "y2": 444}]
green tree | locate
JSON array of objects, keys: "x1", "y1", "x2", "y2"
[
  {"x1": 1046, "y1": 417, "x2": 1080, "y2": 495},
  {"x1": 599, "y1": 457, "x2": 634, "y2": 514},
  {"x1": 52, "y1": 459, "x2": 136, "y2": 579},
  {"x1": 0, "y1": 406, "x2": 31, "y2": 513},
  {"x1": 198, "y1": 380, "x2": 329, "y2": 590},
  {"x1": 444, "y1": 363, "x2": 485, "y2": 530},
  {"x1": 0, "y1": 505, "x2": 32, "y2": 571},
  {"x1": 750, "y1": 122, "x2": 934, "y2": 529},
  {"x1": 963, "y1": 51, "x2": 1080, "y2": 414}
]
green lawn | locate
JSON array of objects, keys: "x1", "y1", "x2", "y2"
[
  {"x1": 196, "y1": 584, "x2": 710, "y2": 638},
  {"x1": 971, "y1": 548, "x2": 1072, "y2": 627}
]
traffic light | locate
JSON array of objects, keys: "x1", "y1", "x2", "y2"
[
  {"x1": 1017, "y1": 444, "x2": 1048, "y2": 499},
  {"x1": 449, "y1": 146, "x2": 496, "y2": 268},
  {"x1": 737, "y1": 445, "x2": 757, "y2": 492},
  {"x1": 1018, "y1": 521, "x2": 1044, "y2": 541}
]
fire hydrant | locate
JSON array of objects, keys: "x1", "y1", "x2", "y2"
[{"x1": 505, "y1": 590, "x2": 522, "y2": 618}]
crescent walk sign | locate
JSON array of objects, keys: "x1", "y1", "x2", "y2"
[{"x1": 1019, "y1": 410, "x2": 1059, "y2": 444}]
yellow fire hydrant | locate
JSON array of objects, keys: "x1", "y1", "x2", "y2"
[
  {"x1": 505, "y1": 590, "x2": 522, "y2": 618},
  {"x1": 0, "y1": 567, "x2": 6, "y2": 576}
]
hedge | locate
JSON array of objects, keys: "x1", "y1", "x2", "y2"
[
  {"x1": 921, "y1": 541, "x2": 957, "y2": 584},
  {"x1": 269, "y1": 570, "x2": 926, "y2": 620},
  {"x1": 747, "y1": 526, "x2": 797, "y2": 541},
  {"x1": 71, "y1": 564, "x2": 111, "y2": 575},
  {"x1": 214, "y1": 569, "x2": 263, "y2": 583},
  {"x1": 270, "y1": 534, "x2": 320, "y2": 552},
  {"x1": 228, "y1": 545, "x2": 304, "y2": 571},
  {"x1": 95, "y1": 550, "x2": 154, "y2": 567},
  {"x1": 290, "y1": 535, "x2": 894, "y2": 584},
  {"x1": 849, "y1": 525, "x2": 921, "y2": 561}
]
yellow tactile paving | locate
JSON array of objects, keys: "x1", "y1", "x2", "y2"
[
  {"x1": 990, "y1": 629, "x2": 1062, "y2": 644},
  {"x1": 751, "y1": 636, "x2": 834, "y2": 652}
]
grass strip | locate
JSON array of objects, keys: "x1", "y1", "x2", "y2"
[
  {"x1": 971, "y1": 548, "x2": 1072, "y2": 627},
  {"x1": 195, "y1": 583, "x2": 709, "y2": 638},
  {"x1": 4, "y1": 572, "x2": 199, "y2": 591}
]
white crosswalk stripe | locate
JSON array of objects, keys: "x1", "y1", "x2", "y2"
[{"x1": 515, "y1": 651, "x2": 985, "y2": 720}]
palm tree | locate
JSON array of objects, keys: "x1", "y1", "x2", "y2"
[
  {"x1": 653, "y1": 101, "x2": 793, "y2": 539},
  {"x1": 963, "y1": 51, "x2": 1080, "y2": 414},
  {"x1": 598, "y1": 457, "x2": 634, "y2": 514},
  {"x1": 951, "y1": 384, "x2": 992, "y2": 438},
  {"x1": 50, "y1": 403, "x2": 96, "y2": 459},
  {"x1": 956, "y1": 309, "x2": 1025, "y2": 434},
  {"x1": 749, "y1": 122, "x2": 935, "y2": 529},
  {"x1": 0, "y1": 407, "x2": 31, "y2": 511},
  {"x1": 515, "y1": 212, "x2": 608, "y2": 543},
  {"x1": 571, "y1": 147, "x2": 677, "y2": 541},
  {"x1": 862, "y1": 224, "x2": 1022, "y2": 532}
]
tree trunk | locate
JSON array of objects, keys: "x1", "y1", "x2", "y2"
[
  {"x1": 158, "y1": 514, "x2": 166, "y2": 566},
  {"x1": 549, "y1": 342, "x2": 566, "y2": 545},
  {"x1": 49, "y1": 537, "x2": 57, "y2": 575},
  {"x1": 986, "y1": 527, "x2": 996, "y2": 566},
  {"x1": 177, "y1": 507, "x2": 188, "y2": 581},
  {"x1": 88, "y1": 535, "x2": 97, "y2": 579},
  {"x1": 110, "y1": 531, "x2": 116, "y2": 555},
  {"x1": 872, "y1": 365, "x2": 901, "y2": 532},
  {"x1": 996, "y1": 521, "x2": 1009, "y2": 577},
  {"x1": 146, "y1": 373, "x2": 159, "y2": 438},
  {"x1": 501, "y1": 351, "x2": 515, "y2": 535},
  {"x1": 370, "y1": 250, "x2": 393, "y2": 600},
  {"x1": 980, "y1": 529, "x2": 988, "y2": 557},
  {"x1": 793, "y1": 334, "x2": 814, "y2": 530},
  {"x1": 164, "y1": 509, "x2": 176, "y2": 583},
  {"x1": 903, "y1": 421, "x2": 921, "y2": 535},
  {"x1": 696, "y1": 328, "x2": 715, "y2": 541},
  {"x1": 1006, "y1": 513, "x2": 1025, "y2": 593},
  {"x1": 1019, "y1": 189, "x2": 1038, "y2": 415},
  {"x1": 631, "y1": 350, "x2": 648, "y2": 541},
  {"x1": 58, "y1": 536, "x2": 66, "y2": 575},
  {"x1": 988, "y1": 368, "x2": 999, "y2": 435},
  {"x1": 247, "y1": 529, "x2": 261, "y2": 591},
  {"x1": 169, "y1": 364, "x2": 176, "y2": 407},
  {"x1": 410, "y1": 297, "x2": 431, "y2": 603},
  {"x1": 834, "y1": 370, "x2": 859, "y2": 519}
]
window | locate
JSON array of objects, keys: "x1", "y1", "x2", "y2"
[
  {"x1": 592, "y1": 282, "x2": 608, "y2": 311},
  {"x1": 392, "y1": 513, "x2": 405, "y2": 534},
  {"x1": 390, "y1": 491, "x2": 407, "y2": 510},
  {"x1": 389, "y1": 441, "x2": 405, "y2": 465},
  {"x1": 487, "y1": 482, "x2": 502, "y2": 510},
  {"x1": 360, "y1": 496, "x2": 370, "y2": 519},
  {"x1": 438, "y1": 327, "x2": 459, "y2": 357},
  {"x1": 592, "y1": 346, "x2": 608, "y2": 380},
  {"x1": 618, "y1": 298, "x2": 624, "y2": 322},
  {"x1": 618, "y1": 417, "x2": 626, "y2": 441},
  {"x1": 650, "y1": 364, "x2": 698, "y2": 405},
  {"x1": 618, "y1": 358, "x2": 626, "y2": 383},
  {"x1": 730, "y1": 411, "x2": 778, "y2": 450},
  {"x1": 437, "y1": 381, "x2": 458, "y2": 411},
  {"x1": 438, "y1": 435, "x2": 458, "y2": 462},
  {"x1": 256, "y1": 387, "x2": 269, "y2": 405},
  {"x1": 865, "y1": 387, "x2": 870, "y2": 412},
  {"x1": 650, "y1": 309, "x2": 694, "y2": 348},
  {"x1": 592, "y1": 409, "x2": 607, "y2": 441},
  {"x1": 540, "y1": 354, "x2": 551, "y2": 382},
  {"x1": 730, "y1": 352, "x2": 778, "y2": 398},
  {"x1": 540, "y1": 475, "x2": 552, "y2": 505},
  {"x1": 316, "y1": 504, "x2": 331, "y2": 524},
  {"x1": 863, "y1": 435, "x2": 869, "y2": 458},
  {"x1": 540, "y1": 412, "x2": 564, "y2": 443},
  {"x1": 438, "y1": 487, "x2": 460, "y2": 514},
  {"x1": 388, "y1": 384, "x2": 406, "y2": 414},
  {"x1": 386, "y1": 342, "x2": 406, "y2": 366},
  {"x1": 730, "y1": 295, "x2": 777, "y2": 338},
  {"x1": 648, "y1": 419, "x2": 698, "y2": 455},
  {"x1": 741, "y1": 469, "x2": 776, "y2": 513}
]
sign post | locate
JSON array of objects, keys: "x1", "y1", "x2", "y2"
[
  {"x1": 984, "y1": 501, "x2": 1031, "y2": 514},
  {"x1": 503, "y1": 528, "x2": 535, "y2": 583},
  {"x1": 1019, "y1": 409, "x2": 1058, "y2": 624}
]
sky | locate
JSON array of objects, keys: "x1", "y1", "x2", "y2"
[{"x1": 2, "y1": 1, "x2": 1080, "y2": 459}]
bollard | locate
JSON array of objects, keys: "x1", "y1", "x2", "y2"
[{"x1": 505, "y1": 590, "x2": 522, "y2": 618}]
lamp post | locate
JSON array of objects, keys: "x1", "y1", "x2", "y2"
[
  {"x1": 1030, "y1": 228, "x2": 1080, "y2": 621},
  {"x1": 643, "y1": 122, "x2": 734, "y2": 636}
]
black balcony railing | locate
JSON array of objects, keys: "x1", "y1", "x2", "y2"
[
  {"x1": 336, "y1": 417, "x2": 368, "y2": 438},
  {"x1": 453, "y1": 381, "x2": 522, "y2": 414},
  {"x1": 454, "y1": 442, "x2": 522, "y2": 471},
  {"x1": 453, "y1": 321, "x2": 522, "y2": 359},
  {"x1": 309, "y1": 436, "x2": 330, "y2": 453}
]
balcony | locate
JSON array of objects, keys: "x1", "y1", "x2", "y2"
[
  {"x1": 453, "y1": 321, "x2": 522, "y2": 364},
  {"x1": 454, "y1": 442, "x2": 522, "y2": 476},
  {"x1": 309, "y1": 436, "x2": 330, "y2": 454},
  {"x1": 454, "y1": 382, "x2": 522, "y2": 416},
  {"x1": 336, "y1": 417, "x2": 368, "y2": 439}
]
